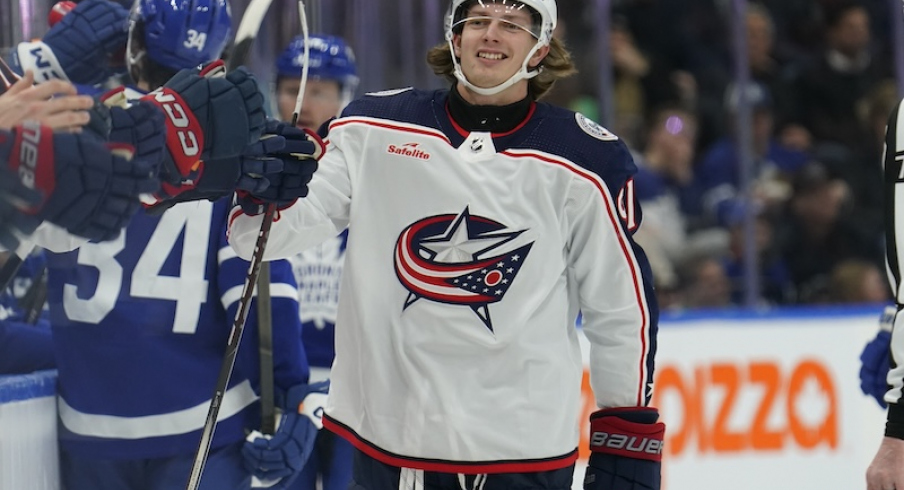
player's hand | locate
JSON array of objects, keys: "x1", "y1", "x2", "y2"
[
  {"x1": 14, "y1": 0, "x2": 129, "y2": 85},
  {"x1": 1, "y1": 121, "x2": 159, "y2": 242},
  {"x1": 243, "y1": 381, "x2": 329, "y2": 489},
  {"x1": 106, "y1": 100, "x2": 168, "y2": 178},
  {"x1": 867, "y1": 437, "x2": 904, "y2": 490},
  {"x1": 235, "y1": 120, "x2": 324, "y2": 216},
  {"x1": 144, "y1": 134, "x2": 288, "y2": 213},
  {"x1": 584, "y1": 408, "x2": 664, "y2": 490},
  {"x1": 0, "y1": 72, "x2": 93, "y2": 131},
  {"x1": 860, "y1": 306, "x2": 896, "y2": 408},
  {"x1": 141, "y1": 61, "x2": 267, "y2": 204}
]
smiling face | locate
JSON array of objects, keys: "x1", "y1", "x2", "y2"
[{"x1": 451, "y1": 1, "x2": 549, "y2": 104}]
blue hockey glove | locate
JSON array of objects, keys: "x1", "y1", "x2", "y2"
[
  {"x1": 140, "y1": 61, "x2": 267, "y2": 204},
  {"x1": 145, "y1": 134, "x2": 289, "y2": 213},
  {"x1": 107, "y1": 100, "x2": 167, "y2": 177},
  {"x1": 584, "y1": 408, "x2": 664, "y2": 490},
  {"x1": 243, "y1": 381, "x2": 329, "y2": 489},
  {"x1": 0, "y1": 121, "x2": 159, "y2": 242},
  {"x1": 860, "y1": 306, "x2": 896, "y2": 408},
  {"x1": 235, "y1": 120, "x2": 324, "y2": 216},
  {"x1": 14, "y1": 0, "x2": 129, "y2": 85}
]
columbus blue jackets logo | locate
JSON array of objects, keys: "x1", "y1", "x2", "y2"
[{"x1": 393, "y1": 207, "x2": 533, "y2": 332}]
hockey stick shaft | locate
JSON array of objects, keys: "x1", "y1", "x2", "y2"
[
  {"x1": 257, "y1": 262, "x2": 276, "y2": 435},
  {"x1": 253, "y1": 0, "x2": 310, "y2": 438},
  {"x1": 185, "y1": 204, "x2": 277, "y2": 490},
  {"x1": 253, "y1": 0, "x2": 313, "y2": 442},
  {"x1": 186, "y1": 0, "x2": 311, "y2": 483},
  {"x1": 184, "y1": 0, "x2": 277, "y2": 488}
]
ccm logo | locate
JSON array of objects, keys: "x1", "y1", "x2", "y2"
[
  {"x1": 151, "y1": 91, "x2": 200, "y2": 157},
  {"x1": 18, "y1": 121, "x2": 42, "y2": 189},
  {"x1": 590, "y1": 432, "x2": 663, "y2": 455}
]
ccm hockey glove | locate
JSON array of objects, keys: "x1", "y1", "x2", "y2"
[
  {"x1": 140, "y1": 61, "x2": 267, "y2": 205},
  {"x1": 243, "y1": 381, "x2": 329, "y2": 489},
  {"x1": 235, "y1": 120, "x2": 324, "y2": 216},
  {"x1": 584, "y1": 408, "x2": 665, "y2": 490},
  {"x1": 14, "y1": 0, "x2": 129, "y2": 85},
  {"x1": 0, "y1": 121, "x2": 159, "y2": 242},
  {"x1": 107, "y1": 100, "x2": 168, "y2": 175},
  {"x1": 860, "y1": 305, "x2": 896, "y2": 408},
  {"x1": 147, "y1": 133, "x2": 290, "y2": 213}
]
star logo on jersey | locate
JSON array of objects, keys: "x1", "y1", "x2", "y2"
[{"x1": 393, "y1": 207, "x2": 533, "y2": 332}]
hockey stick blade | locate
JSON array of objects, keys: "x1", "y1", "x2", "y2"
[{"x1": 226, "y1": 0, "x2": 274, "y2": 71}]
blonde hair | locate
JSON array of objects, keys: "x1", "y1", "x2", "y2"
[{"x1": 426, "y1": 37, "x2": 576, "y2": 100}]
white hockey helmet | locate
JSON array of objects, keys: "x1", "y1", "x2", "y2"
[{"x1": 444, "y1": 0, "x2": 557, "y2": 96}]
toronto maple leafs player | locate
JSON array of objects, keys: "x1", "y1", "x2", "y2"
[
  {"x1": 230, "y1": 1, "x2": 663, "y2": 489},
  {"x1": 273, "y1": 34, "x2": 359, "y2": 490},
  {"x1": 41, "y1": 1, "x2": 323, "y2": 489}
]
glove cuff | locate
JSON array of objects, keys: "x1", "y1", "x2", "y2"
[
  {"x1": 235, "y1": 190, "x2": 295, "y2": 216},
  {"x1": 302, "y1": 128, "x2": 326, "y2": 160},
  {"x1": 6, "y1": 122, "x2": 56, "y2": 216},
  {"x1": 589, "y1": 408, "x2": 664, "y2": 462},
  {"x1": 15, "y1": 41, "x2": 69, "y2": 83},
  {"x1": 141, "y1": 88, "x2": 205, "y2": 193}
]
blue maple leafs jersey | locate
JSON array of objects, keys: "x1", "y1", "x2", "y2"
[
  {"x1": 45, "y1": 198, "x2": 308, "y2": 460},
  {"x1": 289, "y1": 229, "x2": 348, "y2": 374},
  {"x1": 230, "y1": 88, "x2": 659, "y2": 472}
]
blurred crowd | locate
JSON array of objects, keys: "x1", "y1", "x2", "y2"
[{"x1": 545, "y1": 0, "x2": 898, "y2": 310}]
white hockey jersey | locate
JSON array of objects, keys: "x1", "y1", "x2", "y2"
[{"x1": 229, "y1": 88, "x2": 659, "y2": 473}]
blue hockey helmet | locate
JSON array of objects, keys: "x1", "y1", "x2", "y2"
[
  {"x1": 275, "y1": 35, "x2": 359, "y2": 95},
  {"x1": 130, "y1": 0, "x2": 232, "y2": 71}
]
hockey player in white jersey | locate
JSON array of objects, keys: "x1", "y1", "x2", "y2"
[
  {"x1": 230, "y1": 1, "x2": 663, "y2": 489},
  {"x1": 866, "y1": 96, "x2": 904, "y2": 489},
  {"x1": 41, "y1": 1, "x2": 325, "y2": 489}
]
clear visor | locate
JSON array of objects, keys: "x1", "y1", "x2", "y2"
[{"x1": 451, "y1": 1, "x2": 540, "y2": 39}]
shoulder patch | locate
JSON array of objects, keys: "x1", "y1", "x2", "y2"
[
  {"x1": 365, "y1": 87, "x2": 414, "y2": 97},
  {"x1": 575, "y1": 113, "x2": 618, "y2": 141}
]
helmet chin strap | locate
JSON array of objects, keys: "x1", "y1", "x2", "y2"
[{"x1": 449, "y1": 38, "x2": 544, "y2": 97}]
